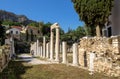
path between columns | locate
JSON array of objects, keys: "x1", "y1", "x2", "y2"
[{"x1": 17, "y1": 54, "x2": 57, "y2": 65}]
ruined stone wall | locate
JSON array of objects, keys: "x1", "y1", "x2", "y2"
[
  {"x1": 0, "y1": 45, "x2": 11, "y2": 72},
  {"x1": 78, "y1": 36, "x2": 120, "y2": 77}
]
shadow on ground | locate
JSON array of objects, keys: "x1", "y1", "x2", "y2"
[{"x1": 0, "y1": 60, "x2": 32, "y2": 79}]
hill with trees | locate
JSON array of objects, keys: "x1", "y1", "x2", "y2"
[{"x1": 0, "y1": 10, "x2": 36, "y2": 25}]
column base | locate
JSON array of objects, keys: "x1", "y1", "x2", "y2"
[
  {"x1": 72, "y1": 63, "x2": 79, "y2": 66},
  {"x1": 62, "y1": 61, "x2": 67, "y2": 64},
  {"x1": 55, "y1": 59, "x2": 60, "y2": 63},
  {"x1": 50, "y1": 58, "x2": 54, "y2": 61}
]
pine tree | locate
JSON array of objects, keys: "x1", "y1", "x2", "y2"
[{"x1": 72, "y1": 0, "x2": 113, "y2": 36}]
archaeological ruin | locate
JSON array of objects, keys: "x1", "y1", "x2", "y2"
[{"x1": 30, "y1": 23, "x2": 120, "y2": 77}]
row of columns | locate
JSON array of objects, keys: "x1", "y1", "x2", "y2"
[
  {"x1": 31, "y1": 22, "x2": 95, "y2": 74},
  {"x1": 31, "y1": 38, "x2": 95, "y2": 74},
  {"x1": 32, "y1": 39, "x2": 80, "y2": 66},
  {"x1": 35, "y1": 37, "x2": 50, "y2": 58}
]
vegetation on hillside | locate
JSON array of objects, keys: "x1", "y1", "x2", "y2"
[{"x1": 0, "y1": 10, "x2": 87, "y2": 46}]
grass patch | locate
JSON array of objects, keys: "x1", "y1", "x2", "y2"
[
  {"x1": 0, "y1": 60, "x2": 119, "y2": 79},
  {"x1": 0, "y1": 61, "x2": 32, "y2": 79}
]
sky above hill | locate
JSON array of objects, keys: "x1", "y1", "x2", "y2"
[{"x1": 0, "y1": 0, "x2": 84, "y2": 32}]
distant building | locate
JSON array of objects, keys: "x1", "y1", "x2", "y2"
[
  {"x1": 26, "y1": 26, "x2": 39, "y2": 35},
  {"x1": 6, "y1": 26, "x2": 22, "y2": 39},
  {"x1": 103, "y1": 0, "x2": 120, "y2": 37}
]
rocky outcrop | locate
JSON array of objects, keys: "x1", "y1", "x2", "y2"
[{"x1": 0, "y1": 10, "x2": 35, "y2": 25}]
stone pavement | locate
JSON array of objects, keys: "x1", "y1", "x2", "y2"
[{"x1": 17, "y1": 54, "x2": 57, "y2": 65}]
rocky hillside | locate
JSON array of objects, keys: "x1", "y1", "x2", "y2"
[{"x1": 0, "y1": 10, "x2": 35, "y2": 25}]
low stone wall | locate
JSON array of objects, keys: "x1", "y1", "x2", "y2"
[
  {"x1": 78, "y1": 36, "x2": 120, "y2": 77},
  {"x1": 0, "y1": 45, "x2": 10, "y2": 72}
]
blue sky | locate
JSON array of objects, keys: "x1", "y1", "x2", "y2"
[{"x1": 0, "y1": 0, "x2": 84, "y2": 32}]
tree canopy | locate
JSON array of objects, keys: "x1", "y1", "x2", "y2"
[
  {"x1": 72, "y1": 0, "x2": 113, "y2": 36},
  {"x1": 61, "y1": 26, "x2": 85, "y2": 44},
  {"x1": 2, "y1": 20, "x2": 21, "y2": 26}
]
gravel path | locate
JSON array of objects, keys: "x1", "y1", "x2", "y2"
[{"x1": 17, "y1": 54, "x2": 57, "y2": 65}]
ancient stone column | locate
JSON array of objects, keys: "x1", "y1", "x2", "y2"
[
  {"x1": 34, "y1": 42, "x2": 37, "y2": 56},
  {"x1": 89, "y1": 52, "x2": 95, "y2": 75},
  {"x1": 46, "y1": 42, "x2": 50, "y2": 58},
  {"x1": 73, "y1": 43, "x2": 79, "y2": 66},
  {"x1": 38, "y1": 46, "x2": 40, "y2": 56},
  {"x1": 96, "y1": 25, "x2": 101, "y2": 37},
  {"x1": 40, "y1": 46, "x2": 43, "y2": 57},
  {"x1": 36, "y1": 39, "x2": 39, "y2": 56},
  {"x1": 50, "y1": 30, "x2": 54, "y2": 60},
  {"x1": 60, "y1": 43, "x2": 62, "y2": 53},
  {"x1": 62, "y1": 42, "x2": 67, "y2": 64},
  {"x1": 43, "y1": 36, "x2": 46, "y2": 58},
  {"x1": 55, "y1": 27, "x2": 60, "y2": 62}
]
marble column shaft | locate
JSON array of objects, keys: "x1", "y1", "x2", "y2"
[
  {"x1": 62, "y1": 42, "x2": 67, "y2": 64},
  {"x1": 55, "y1": 28, "x2": 60, "y2": 62},
  {"x1": 46, "y1": 42, "x2": 50, "y2": 58},
  {"x1": 73, "y1": 43, "x2": 79, "y2": 66},
  {"x1": 89, "y1": 52, "x2": 95, "y2": 72},
  {"x1": 43, "y1": 36, "x2": 46, "y2": 58},
  {"x1": 40, "y1": 46, "x2": 43, "y2": 57},
  {"x1": 37, "y1": 39, "x2": 39, "y2": 56},
  {"x1": 50, "y1": 30, "x2": 54, "y2": 60}
]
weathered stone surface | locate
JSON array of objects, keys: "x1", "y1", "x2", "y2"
[
  {"x1": 0, "y1": 45, "x2": 10, "y2": 72},
  {"x1": 78, "y1": 36, "x2": 120, "y2": 77}
]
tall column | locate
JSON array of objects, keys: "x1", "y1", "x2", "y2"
[
  {"x1": 50, "y1": 30, "x2": 54, "y2": 60},
  {"x1": 89, "y1": 52, "x2": 95, "y2": 75},
  {"x1": 43, "y1": 36, "x2": 46, "y2": 58},
  {"x1": 73, "y1": 43, "x2": 79, "y2": 66},
  {"x1": 62, "y1": 42, "x2": 67, "y2": 64},
  {"x1": 46, "y1": 42, "x2": 50, "y2": 58},
  {"x1": 55, "y1": 28, "x2": 60, "y2": 62}
]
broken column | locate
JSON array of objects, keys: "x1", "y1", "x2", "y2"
[
  {"x1": 34, "y1": 42, "x2": 37, "y2": 56},
  {"x1": 73, "y1": 43, "x2": 79, "y2": 66},
  {"x1": 43, "y1": 36, "x2": 46, "y2": 58},
  {"x1": 62, "y1": 42, "x2": 67, "y2": 64},
  {"x1": 40, "y1": 46, "x2": 43, "y2": 57},
  {"x1": 89, "y1": 52, "x2": 95, "y2": 75}
]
